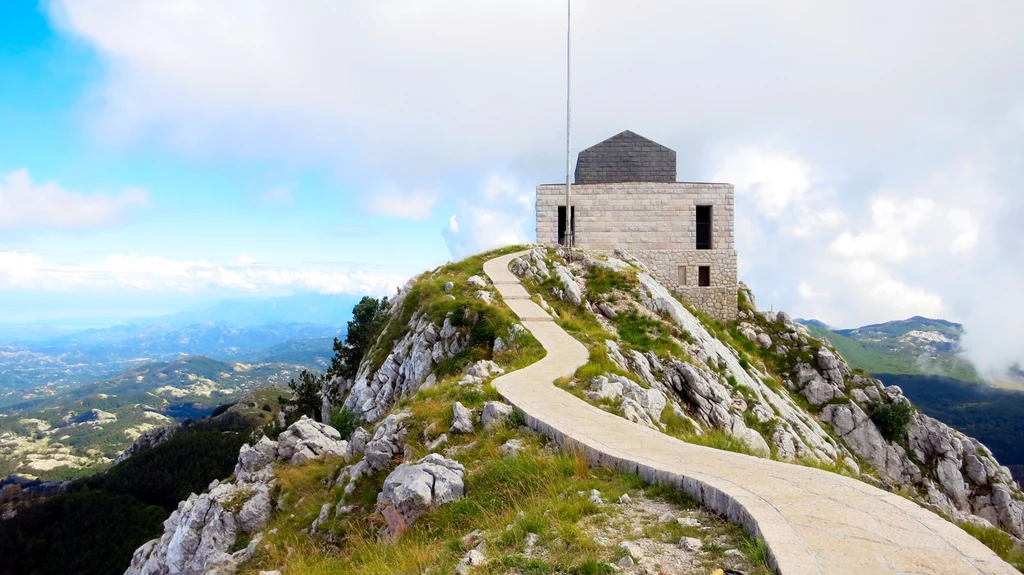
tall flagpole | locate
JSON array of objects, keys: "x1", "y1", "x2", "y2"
[{"x1": 564, "y1": 0, "x2": 572, "y2": 248}]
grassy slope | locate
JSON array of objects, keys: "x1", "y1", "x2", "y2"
[
  {"x1": 241, "y1": 380, "x2": 771, "y2": 575},
  {"x1": 239, "y1": 247, "x2": 771, "y2": 575}
]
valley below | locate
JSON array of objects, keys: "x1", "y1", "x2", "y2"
[{"x1": 0, "y1": 320, "x2": 340, "y2": 480}]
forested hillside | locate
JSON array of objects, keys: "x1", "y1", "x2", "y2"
[{"x1": 0, "y1": 391, "x2": 285, "y2": 575}]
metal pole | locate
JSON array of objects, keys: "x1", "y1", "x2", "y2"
[{"x1": 564, "y1": 0, "x2": 572, "y2": 248}]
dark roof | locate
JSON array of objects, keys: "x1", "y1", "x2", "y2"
[{"x1": 575, "y1": 130, "x2": 676, "y2": 184}]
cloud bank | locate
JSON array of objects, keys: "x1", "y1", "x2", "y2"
[
  {"x1": 0, "y1": 169, "x2": 150, "y2": 230},
  {"x1": 0, "y1": 250, "x2": 403, "y2": 296},
  {"x1": 49, "y1": 0, "x2": 1024, "y2": 374}
]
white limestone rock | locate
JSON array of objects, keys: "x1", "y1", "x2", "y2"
[
  {"x1": 363, "y1": 412, "x2": 411, "y2": 472},
  {"x1": 679, "y1": 536, "x2": 703, "y2": 552},
  {"x1": 377, "y1": 454, "x2": 466, "y2": 539},
  {"x1": 426, "y1": 433, "x2": 448, "y2": 452},
  {"x1": 755, "y1": 333, "x2": 772, "y2": 350},
  {"x1": 451, "y1": 402, "x2": 475, "y2": 434},
  {"x1": 500, "y1": 439, "x2": 526, "y2": 458},
  {"x1": 509, "y1": 249, "x2": 552, "y2": 281},
  {"x1": 772, "y1": 426, "x2": 799, "y2": 461},
  {"x1": 456, "y1": 549, "x2": 487, "y2": 575},
  {"x1": 343, "y1": 312, "x2": 466, "y2": 423},
  {"x1": 346, "y1": 427, "x2": 371, "y2": 462},
  {"x1": 635, "y1": 272, "x2": 844, "y2": 464},
  {"x1": 465, "y1": 275, "x2": 487, "y2": 288},
  {"x1": 816, "y1": 348, "x2": 849, "y2": 386},
  {"x1": 276, "y1": 416, "x2": 348, "y2": 466},
  {"x1": 481, "y1": 401, "x2": 514, "y2": 430},
  {"x1": 820, "y1": 402, "x2": 921, "y2": 485},
  {"x1": 127, "y1": 407, "x2": 404, "y2": 575},
  {"x1": 585, "y1": 375, "x2": 624, "y2": 401},
  {"x1": 552, "y1": 263, "x2": 583, "y2": 306}
]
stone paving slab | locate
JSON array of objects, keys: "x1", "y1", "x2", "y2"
[
  {"x1": 483, "y1": 251, "x2": 1017, "y2": 575},
  {"x1": 495, "y1": 282, "x2": 532, "y2": 300}
]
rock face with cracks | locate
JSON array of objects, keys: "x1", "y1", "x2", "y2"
[
  {"x1": 341, "y1": 290, "x2": 469, "y2": 423},
  {"x1": 377, "y1": 454, "x2": 466, "y2": 539},
  {"x1": 124, "y1": 417, "x2": 347, "y2": 575}
]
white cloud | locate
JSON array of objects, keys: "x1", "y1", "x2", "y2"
[
  {"x1": 0, "y1": 169, "x2": 150, "y2": 230},
  {"x1": 715, "y1": 147, "x2": 817, "y2": 218},
  {"x1": 367, "y1": 187, "x2": 437, "y2": 221},
  {"x1": 235, "y1": 253, "x2": 260, "y2": 266},
  {"x1": 724, "y1": 146, "x2": 1022, "y2": 373},
  {"x1": 0, "y1": 250, "x2": 402, "y2": 296},
  {"x1": 51, "y1": 1, "x2": 1024, "y2": 176},
  {"x1": 443, "y1": 174, "x2": 534, "y2": 259}
]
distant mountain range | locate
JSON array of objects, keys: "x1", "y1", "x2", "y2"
[
  {"x1": 797, "y1": 315, "x2": 981, "y2": 382},
  {"x1": 0, "y1": 293, "x2": 366, "y2": 405},
  {"x1": 155, "y1": 293, "x2": 363, "y2": 328},
  {"x1": 0, "y1": 323, "x2": 341, "y2": 405}
]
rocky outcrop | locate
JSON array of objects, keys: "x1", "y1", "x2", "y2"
[
  {"x1": 125, "y1": 417, "x2": 347, "y2": 575},
  {"x1": 509, "y1": 249, "x2": 551, "y2": 282},
  {"x1": 621, "y1": 268, "x2": 846, "y2": 464},
  {"x1": 820, "y1": 402, "x2": 921, "y2": 485},
  {"x1": 113, "y1": 423, "x2": 182, "y2": 466},
  {"x1": 522, "y1": 249, "x2": 1024, "y2": 539},
  {"x1": 481, "y1": 401, "x2": 513, "y2": 430},
  {"x1": 335, "y1": 412, "x2": 412, "y2": 496},
  {"x1": 343, "y1": 310, "x2": 467, "y2": 423},
  {"x1": 377, "y1": 454, "x2": 465, "y2": 539},
  {"x1": 584, "y1": 374, "x2": 667, "y2": 430},
  {"x1": 552, "y1": 263, "x2": 583, "y2": 306},
  {"x1": 276, "y1": 417, "x2": 348, "y2": 466},
  {"x1": 451, "y1": 402, "x2": 475, "y2": 434}
]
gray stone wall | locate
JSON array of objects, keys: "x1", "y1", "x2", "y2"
[
  {"x1": 575, "y1": 131, "x2": 676, "y2": 184},
  {"x1": 536, "y1": 182, "x2": 738, "y2": 320}
]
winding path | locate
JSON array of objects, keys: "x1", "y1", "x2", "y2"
[{"x1": 483, "y1": 251, "x2": 1016, "y2": 575}]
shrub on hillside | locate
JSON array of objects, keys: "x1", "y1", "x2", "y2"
[
  {"x1": 870, "y1": 401, "x2": 913, "y2": 443},
  {"x1": 329, "y1": 407, "x2": 362, "y2": 440}
]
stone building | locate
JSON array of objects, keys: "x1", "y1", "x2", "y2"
[{"x1": 536, "y1": 130, "x2": 738, "y2": 320}]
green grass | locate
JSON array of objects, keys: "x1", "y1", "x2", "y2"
[
  {"x1": 244, "y1": 428, "x2": 633, "y2": 574},
  {"x1": 958, "y1": 521, "x2": 1024, "y2": 570},
  {"x1": 613, "y1": 309, "x2": 686, "y2": 358},
  {"x1": 244, "y1": 361, "x2": 776, "y2": 575},
  {"x1": 363, "y1": 246, "x2": 544, "y2": 386},
  {"x1": 583, "y1": 266, "x2": 637, "y2": 299}
]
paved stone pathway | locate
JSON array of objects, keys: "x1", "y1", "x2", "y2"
[{"x1": 484, "y1": 251, "x2": 1017, "y2": 575}]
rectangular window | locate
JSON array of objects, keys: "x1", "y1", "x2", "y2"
[
  {"x1": 677, "y1": 266, "x2": 686, "y2": 286},
  {"x1": 557, "y1": 206, "x2": 576, "y2": 246},
  {"x1": 699, "y1": 265, "x2": 711, "y2": 287},
  {"x1": 696, "y1": 205, "x2": 712, "y2": 250}
]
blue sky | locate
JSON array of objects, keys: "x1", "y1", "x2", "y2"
[
  {"x1": 0, "y1": 1, "x2": 1022, "y2": 374},
  {"x1": 0, "y1": 2, "x2": 465, "y2": 325}
]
